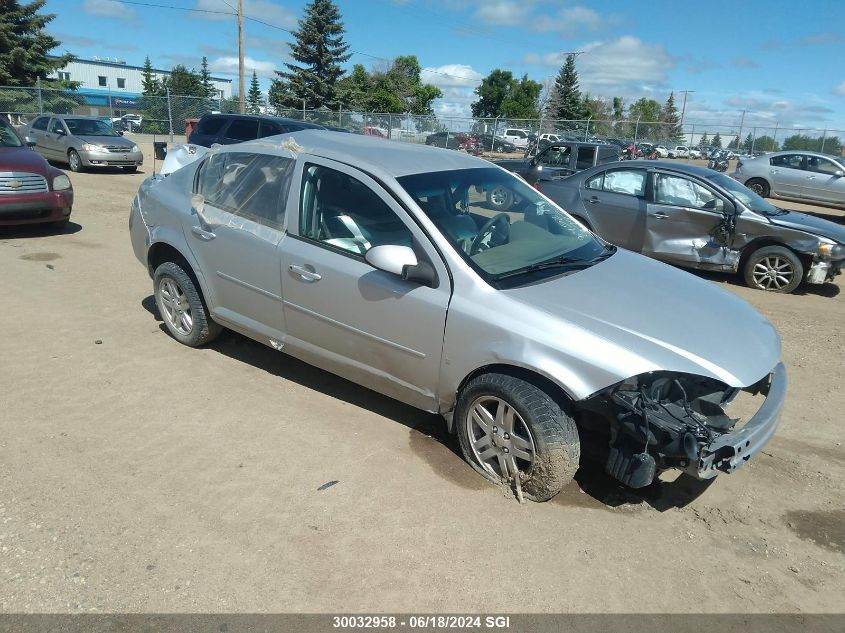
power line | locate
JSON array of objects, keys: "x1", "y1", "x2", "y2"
[{"x1": 104, "y1": 0, "x2": 485, "y2": 84}]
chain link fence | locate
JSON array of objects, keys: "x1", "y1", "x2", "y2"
[{"x1": 3, "y1": 85, "x2": 844, "y2": 157}]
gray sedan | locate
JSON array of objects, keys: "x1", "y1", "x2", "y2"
[
  {"x1": 732, "y1": 150, "x2": 845, "y2": 207},
  {"x1": 543, "y1": 161, "x2": 844, "y2": 293},
  {"x1": 128, "y1": 132, "x2": 785, "y2": 500},
  {"x1": 20, "y1": 114, "x2": 143, "y2": 172}
]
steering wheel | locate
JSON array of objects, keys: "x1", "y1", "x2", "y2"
[{"x1": 470, "y1": 213, "x2": 511, "y2": 255}]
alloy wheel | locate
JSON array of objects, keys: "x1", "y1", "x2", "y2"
[
  {"x1": 158, "y1": 277, "x2": 194, "y2": 335},
  {"x1": 752, "y1": 255, "x2": 795, "y2": 291},
  {"x1": 465, "y1": 396, "x2": 536, "y2": 481},
  {"x1": 69, "y1": 151, "x2": 80, "y2": 171}
]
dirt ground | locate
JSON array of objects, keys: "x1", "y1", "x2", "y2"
[{"x1": 1, "y1": 147, "x2": 844, "y2": 614}]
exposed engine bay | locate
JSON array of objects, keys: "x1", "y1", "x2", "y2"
[{"x1": 581, "y1": 370, "x2": 776, "y2": 488}]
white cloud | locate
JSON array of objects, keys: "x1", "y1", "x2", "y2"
[
  {"x1": 420, "y1": 64, "x2": 483, "y2": 118},
  {"x1": 532, "y1": 6, "x2": 619, "y2": 36},
  {"x1": 209, "y1": 56, "x2": 278, "y2": 79},
  {"x1": 523, "y1": 36, "x2": 673, "y2": 96},
  {"x1": 82, "y1": 0, "x2": 136, "y2": 20},
  {"x1": 194, "y1": 0, "x2": 297, "y2": 28},
  {"x1": 473, "y1": 1, "x2": 526, "y2": 26},
  {"x1": 834, "y1": 80, "x2": 845, "y2": 96}
]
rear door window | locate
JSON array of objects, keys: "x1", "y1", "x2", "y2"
[
  {"x1": 223, "y1": 119, "x2": 260, "y2": 143},
  {"x1": 602, "y1": 170, "x2": 647, "y2": 196},
  {"x1": 576, "y1": 146, "x2": 596, "y2": 170},
  {"x1": 770, "y1": 154, "x2": 804, "y2": 170},
  {"x1": 196, "y1": 151, "x2": 294, "y2": 228},
  {"x1": 259, "y1": 121, "x2": 281, "y2": 138},
  {"x1": 31, "y1": 117, "x2": 49, "y2": 131}
]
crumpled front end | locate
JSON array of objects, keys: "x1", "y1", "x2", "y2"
[{"x1": 580, "y1": 362, "x2": 786, "y2": 488}]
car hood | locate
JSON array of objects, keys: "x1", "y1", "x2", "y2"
[
  {"x1": 765, "y1": 208, "x2": 845, "y2": 244},
  {"x1": 77, "y1": 135, "x2": 135, "y2": 147},
  {"x1": 506, "y1": 248, "x2": 781, "y2": 390},
  {"x1": 0, "y1": 146, "x2": 49, "y2": 174}
]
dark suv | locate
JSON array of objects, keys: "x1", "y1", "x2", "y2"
[
  {"x1": 187, "y1": 113, "x2": 326, "y2": 147},
  {"x1": 494, "y1": 141, "x2": 620, "y2": 187}
]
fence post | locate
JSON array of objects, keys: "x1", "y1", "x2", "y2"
[
  {"x1": 634, "y1": 116, "x2": 641, "y2": 144},
  {"x1": 820, "y1": 129, "x2": 827, "y2": 153},
  {"x1": 36, "y1": 77, "x2": 43, "y2": 114},
  {"x1": 689, "y1": 124, "x2": 695, "y2": 151},
  {"x1": 166, "y1": 87, "x2": 174, "y2": 143},
  {"x1": 750, "y1": 127, "x2": 757, "y2": 154},
  {"x1": 773, "y1": 121, "x2": 779, "y2": 151},
  {"x1": 584, "y1": 117, "x2": 591, "y2": 141}
]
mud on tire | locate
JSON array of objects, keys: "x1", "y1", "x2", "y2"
[{"x1": 455, "y1": 372, "x2": 581, "y2": 502}]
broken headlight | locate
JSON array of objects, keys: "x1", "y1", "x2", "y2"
[{"x1": 818, "y1": 243, "x2": 845, "y2": 260}]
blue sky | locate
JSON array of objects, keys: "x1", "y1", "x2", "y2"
[{"x1": 47, "y1": 0, "x2": 845, "y2": 130}]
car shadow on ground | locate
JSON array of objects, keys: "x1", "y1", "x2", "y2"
[
  {"x1": 0, "y1": 220, "x2": 81, "y2": 238},
  {"x1": 141, "y1": 294, "x2": 718, "y2": 510},
  {"x1": 692, "y1": 268, "x2": 841, "y2": 298},
  {"x1": 45, "y1": 161, "x2": 147, "y2": 176}
]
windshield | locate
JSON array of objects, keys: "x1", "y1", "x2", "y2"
[
  {"x1": 397, "y1": 167, "x2": 608, "y2": 286},
  {"x1": 64, "y1": 118, "x2": 119, "y2": 137},
  {"x1": 706, "y1": 173, "x2": 781, "y2": 215},
  {"x1": 0, "y1": 121, "x2": 23, "y2": 147}
]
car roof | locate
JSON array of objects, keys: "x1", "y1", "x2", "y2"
[
  {"x1": 51, "y1": 114, "x2": 103, "y2": 120},
  {"x1": 758, "y1": 150, "x2": 842, "y2": 160},
  {"x1": 200, "y1": 112, "x2": 325, "y2": 128},
  {"x1": 576, "y1": 160, "x2": 718, "y2": 179},
  {"x1": 226, "y1": 129, "x2": 491, "y2": 178}
]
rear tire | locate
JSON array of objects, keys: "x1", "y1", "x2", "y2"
[
  {"x1": 743, "y1": 245, "x2": 803, "y2": 293},
  {"x1": 746, "y1": 178, "x2": 770, "y2": 198},
  {"x1": 455, "y1": 373, "x2": 580, "y2": 502},
  {"x1": 153, "y1": 261, "x2": 221, "y2": 346},
  {"x1": 123, "y1": 165, "x2": 138, "y2": 173}
]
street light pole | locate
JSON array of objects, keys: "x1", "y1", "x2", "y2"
[{"x1": 237, "y1": 0, "x2": 245, "y2": 114}]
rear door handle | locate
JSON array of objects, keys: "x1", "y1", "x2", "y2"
[
  {"x1": 191, "y1": 225, "x2": 216, "y2": 240},
  {"x1": 587, "y1": 196, "x2": 601, "y2": 204},
  {"x1": 806, "y1": 175, "x2": 816, "y2": 180},
  {"x1": 652, "y1": 212, "x2": 669, "y2": 219},
  {"x1": 289, "y1": 264, "x2": 322, "y2": 282}
]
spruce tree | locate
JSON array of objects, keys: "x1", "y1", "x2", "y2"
[
  {"x1": 273, "y1": 0, "x2": 351, "y2": 110},
  {"x1": 247, "y1": 71, "x2": 262, "y2": 113},
  {"x1": 711, "y1": 132, "x2": 723, "y2": 149},
  {"x1": 0, "y1": 0, "x2": 74, "y2": 86},
  {"x1": 699, "y1": 131, "x2": 709, "y2": 148},
  {"x1": 552, "y1": 54, "x2": 584, "y2": 121},
  {"x1": 660, "y1": 92, "x2": 683, "y2": 142},
  {"x1": 141, "y1": 56, "x2": 162, "y2": 96},
  {"x1": 199, "y1": 56, "x2": 215, "y2": 99}
]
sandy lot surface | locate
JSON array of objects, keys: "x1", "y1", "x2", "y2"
[{"x1": 1, "y1": 151, "x2": 843, "y2": 613}]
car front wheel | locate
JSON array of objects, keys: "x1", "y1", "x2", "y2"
[
  {"x1": 455, "y1": 373, "x2": 581, "y2": 502},
  {"x1": 153, "y1": 261, "x2": 222, "y2": 346},
  {"x1": 486, "y1": 185, "x2": 514, "y2": 212},
  {"x1": 743, "y1": 245, "x2": 803, "y2": 293},
  {"x1": 67, "y1": 150, "x2": 83, "y2": 172},
  {"x1": 745, "y1": 178, "x2": 770, "y2": 198}
]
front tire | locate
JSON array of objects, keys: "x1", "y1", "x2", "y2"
[
  {"x1": 746, "y1": 178, "x2": 770, "y2": 198},
  {"x1": 743, "y1": 245, "x2": 803, "y2": 293},
  {"x1": 153, "y1": 261, "x2": 221, "y2": 346},
  {"x1": 486, "y1": 185, "x2": 514, "y2": 212},
  {"x1": 455, "y1": 373, "x2": 580, "y2": 502},
  {"x1": 67, "y1": 150, "x2": 83, "y2": 172},
  {"x1": 123, "y1": 165, "x2": 138, "y2": 173}
]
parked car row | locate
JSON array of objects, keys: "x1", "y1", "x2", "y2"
[{"x1": 129, "y1": 129, "x2": 793, "y2": 501}]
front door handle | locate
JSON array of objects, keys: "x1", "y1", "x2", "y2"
[
  {"x1": 289, "y1": 264, "x2": 322, "y2": 282},
  {"x1": 587, "y1": 195, "x2": 601, "y2": 204},
  {"x1": 806, "y1": 175, "x2": 816, "y2": 180},
  {"x1": 191, "y1": 225, "x2": 216, "y2": 240},
  {"x1": 771, "y1": 170, "x2": 780, "y2": 174},
  {"x1": 652, "y1": 212, "x2": 669, "y2": 219}
]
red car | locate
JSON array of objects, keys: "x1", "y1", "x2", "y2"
[{"x1": 0, "y1": 117, "x2": 73, "y2": 228}]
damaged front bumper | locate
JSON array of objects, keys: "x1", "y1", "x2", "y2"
[{"x1": 685, "y1": 362, "x2": 786, "y2": 479}]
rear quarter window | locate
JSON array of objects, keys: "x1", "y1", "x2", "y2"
[{"x1": 195, "y1": 117, "x2": 227, "y2": 136}]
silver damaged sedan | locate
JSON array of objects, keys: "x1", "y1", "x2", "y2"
[{"x1": 129, "y1": 131, "x2": 786, "y2": 501}]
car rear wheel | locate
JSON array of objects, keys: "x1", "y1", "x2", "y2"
[
  {"x1": 455, "y1": 373, "x2": 580, "y2": 502},
  {"x1": 746, "y1": 178, "x2": 770, "y2": 198},
  {"x1": 486, "y1": 185, "x2": 514, "y2": 212},
  {"x1": 153, "y1": 261, "x2": 221, "y2": 346},
  {"x1": 743, "y1": 245, "x2": 803, "y2": 293},
  {"x1": 123, "y1": 166, "x2": 138, "y2": 173},
  {"x1": 67, "y1": 150, "x2": 82, "y2": 173}
]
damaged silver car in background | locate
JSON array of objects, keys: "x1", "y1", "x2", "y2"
[
  {"x1": 129, "y1": 131, "x2": 786, "y2": 502},
  {"x1": 544, "y1": 161, "x2": 845, "y2": 293}
]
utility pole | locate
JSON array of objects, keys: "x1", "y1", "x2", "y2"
[
  {"x1": 737, "y1": 109, "x2": 747, "y2": 149},
  {"x1": 237, "y1": 0, "x2": 245, "y2": 114},
  {"x1": 678, "y1": 90, "x2": 695, "y2": 126}
]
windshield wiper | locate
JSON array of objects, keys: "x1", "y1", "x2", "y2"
[{"x1": 493, "y1": 246, "x2": 614, "y2": 281}]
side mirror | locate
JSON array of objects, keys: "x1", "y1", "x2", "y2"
[
  {"x1": 365, "y1": 245, "x2": 436, "y2": 286},
  {"x1": 835, "y1": 170, "x2": 844, "y2": 178},
  {"x1": 25, "y1": 137, "x2": 36, "y2": 147},
  {"x1": 56, "y1": 128, "x2": 66, "y2": 136}
]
